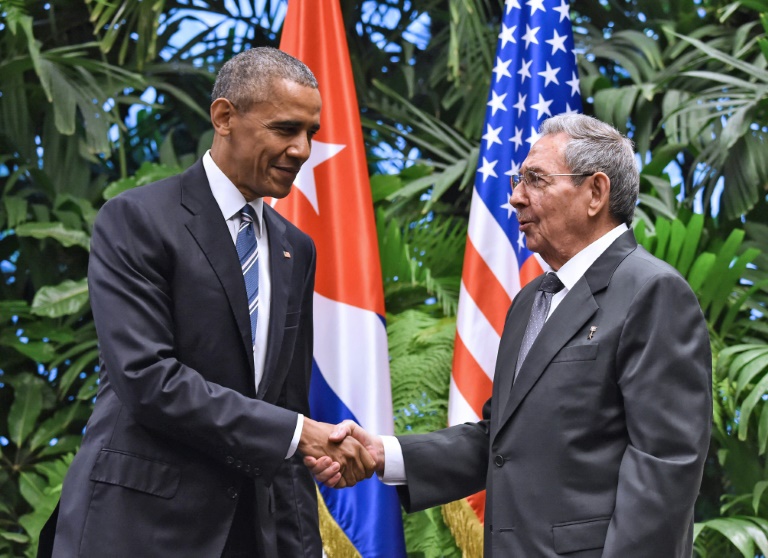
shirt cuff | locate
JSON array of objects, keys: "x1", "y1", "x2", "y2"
[
  {"x1": 285, "y1": 414, "x2": 304, "y2": 459},
  {"x1": 379, "y1": 435, "x2": 407, "y2": 485}
]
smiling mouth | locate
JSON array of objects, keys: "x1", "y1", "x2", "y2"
[{"x1": 274, "y1": 165, "x2": 300, "y2": 175}]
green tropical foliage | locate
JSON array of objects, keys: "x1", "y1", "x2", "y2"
[{"x1": 0, "y1": 0, "x2": 766, "y2": 556}]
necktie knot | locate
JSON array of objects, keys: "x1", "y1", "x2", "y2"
[
  {"x1": 240, "y1": 204, "x2": 255, "y2": 225},
  {"x1": 539, "y1": 272, "x2": 564, "y2": 295}
]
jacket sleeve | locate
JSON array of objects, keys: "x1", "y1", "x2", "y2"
[
  {"x1": 396, "y1": 399, "x2": 492, "y2": 512},
  {"x1": 603, "y1": 272, "x2": 712, "y2": 556}
]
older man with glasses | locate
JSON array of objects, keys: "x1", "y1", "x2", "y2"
[{"x1": 309, "y1": 113, "x2": 713, "y2": 558}]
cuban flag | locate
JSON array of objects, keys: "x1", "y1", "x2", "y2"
[
  {"x1": 446, "y1": 0, "x2": 582, "y2": 541},
  {"x1": 276, "y1": 1, "x2": 406, "y2": 557}
]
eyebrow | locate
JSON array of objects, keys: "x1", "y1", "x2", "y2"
[{"x1": 273, "y1": 119, "x2": 321, "y2": 132}]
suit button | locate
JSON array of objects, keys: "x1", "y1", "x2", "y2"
[
  {"x1": 227, "y1": 486, "x2": 239, "y2": 499},
  {"x1": 243, "y1": 464, "x2": 251, "y2": 473},
  {"x1": 235, "y1": 460, "x2": 242, "y2": 469},
  {"x1": 252, "y1": 468, "x2": 262, "y2": 477},
  {"x1": 225, "y1": 456, "x2": 234, "y2": 465},
  {"x1": 494, "y1": 455, "x2": 504, "y2": 467}
]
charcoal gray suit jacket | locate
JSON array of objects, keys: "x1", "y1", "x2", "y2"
[
  {"x1": 397, "y1": 230, "x2": 712, "y2": 557},
  {"x1": 46, "y1": 160, "x2": 321, "y2": 557}
]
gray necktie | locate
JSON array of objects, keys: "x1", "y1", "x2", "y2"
[
  {"x1": 236, "y1": 205, "x2": 259, "y2": 346},
  {"x1": 514, "y1": 272, "x2": 565, "y2": 380}
]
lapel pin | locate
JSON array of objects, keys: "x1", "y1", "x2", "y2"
[
  {"x1": 283, "y1": 251, "x2": 291, "y2": 259},
  {"x1": 588, "y1": 326, "x2": 597, "y2": 340}
]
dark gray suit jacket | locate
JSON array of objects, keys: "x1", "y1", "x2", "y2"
[
  {"x1": 397, "y1": 230, "x2": 712, "y2": 557},
  {"x1": 46, "y1": 160, "x2": 321, "y2": 557}
]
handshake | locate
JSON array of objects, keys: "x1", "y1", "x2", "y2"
[{"x1": 298, "y1": 418, "x2": 382, "y2": 488}]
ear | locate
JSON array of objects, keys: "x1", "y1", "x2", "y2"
[
  {"x1": 210, "y1": 98, "x2": 235, "y2": 137},
  {"x1": 587, "y1": 172, "x2": 611, "y2": 218}
]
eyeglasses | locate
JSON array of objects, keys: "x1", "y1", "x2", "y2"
[{"x1": 510, "y1": 170, "x2": 594, "y2": 191}]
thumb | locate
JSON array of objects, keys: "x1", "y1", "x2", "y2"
[{"x1": 329, "y1": 419, "x2": 356, "y2": 442}]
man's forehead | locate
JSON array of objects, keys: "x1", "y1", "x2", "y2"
[{"x1": 523, "y1": 134, "x2": 565, "y2": 168}]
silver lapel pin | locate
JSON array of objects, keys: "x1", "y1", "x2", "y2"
[{"x1": 588, "y1": 326, "x2": 597, "y2": 340}]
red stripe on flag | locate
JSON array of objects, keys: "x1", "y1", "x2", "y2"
[
  {"x1": 451, "y1": 335, "x2": 494, "y2": 419},
  {"x1": 467, "y1": 492, "x2": 486, "y2": 523},
  {"x1": 519, "y1": 255, "x2": 544, "y2": 288},
  {"x1": 462, "y1": 238, "x2": 512, "y2": 336}
]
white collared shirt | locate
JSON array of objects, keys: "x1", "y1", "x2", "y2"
[
  {"x1": 203, "y1": 151, "x2": 302, "y2": 458},
  {"x1": 548, "y1": 223, "x2": 628, "y2": 319},
  {"x1": 380, "y1": 222, "x2": 630, "y2": 484},
  {"x1": 204, "y1": 151, "x2": 273, "y2": 389}
]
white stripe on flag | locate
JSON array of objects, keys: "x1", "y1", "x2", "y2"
[
  {"x1": 456, "y1": 283, "x2": 500, "y2": 381},
  {"x1": 313, "y1": 292, "x2": 394, "y2": 436},
  {"x1": 447, "y1": 375, "x2": 482, "y2": 425}
]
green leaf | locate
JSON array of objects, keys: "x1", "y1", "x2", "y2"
[
  {"x1": 665, "y1": 219, "x2": 686, "y2": 269},
  {"x1": 103, "y1": 162, "x2": 181, "y2": 200},
  {"x1": 687, "y1": 253, "x2": 716, "y2": 293},
  {"x1": 2, "y1": 340, "x2": 56, "y2": 363},
  {"x1": 28, "y1": 402, "x2": 87, "y2": 452},
  {"x1": 637, "y1": 193, "x2": 677, "y2": 221},
  {"x1": 696, "y1": 517, "x2": 755, "y2": 557},
  {"x1": 371, "y1": 174, "x2": 402, "y2": 203},
  {"x1": 0, "y1": 531, "x2": 29, "y2": 543},
  {"x1": 677, "y1": 214, "x2": 703, "y2": 278},
  {"x1": 8, "y1": 376, "x2": 44, "y2": 446},
  {"x1": 57, "y1": 347, "x2": 99, "y2": 399},
  {"x1": 14, "y1": 222, "x2": 90, "y2": 251},
  {"x1": 759, "y1": 406, "x2": 768, "y2": 456},
  {"x1": 653, "y1": 217, "x2": 671, "y2": 260},
  {"x1": 738, "y1": 373, "x2": 768, "y2": 444},
  {"x1": 31, "y1": 279, "x2": 89, "y2": 318},
  {"x1": 76, "y1": 372, "x2": 99, "y2": 401}
]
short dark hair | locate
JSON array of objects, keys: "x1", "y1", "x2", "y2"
[{"x1": 211, "y1": 47, "x2": 318, "y2": 112}]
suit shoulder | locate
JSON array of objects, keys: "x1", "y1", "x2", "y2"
[
  {"x1": 621, "y1": 245, "x2": 685, "y2": 281},
  {"x1": 100, "y1": 171, "x2": 183, "y2": 216}
]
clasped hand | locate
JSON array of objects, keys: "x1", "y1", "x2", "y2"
[
  {"x1": 298, "y1": 418, "x2": 379, "y2": 488},
  {"x1": 300, "y1": 419, "x2": 382, "y2": 488}
]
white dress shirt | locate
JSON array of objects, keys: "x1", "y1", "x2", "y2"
[
  {"x1": 380, "y1": 223, "x2": 629, "y2": 483},
  {"x1": 203, "y1": 151, "x2": 303, "y2": 459}
]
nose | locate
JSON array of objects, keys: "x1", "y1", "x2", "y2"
[
  {"x1": 287, "y1": 133, "x2": 311, "y2": 162},
  {"x1": 509, "y1": 182, "x2": 527, "y2": 208}
]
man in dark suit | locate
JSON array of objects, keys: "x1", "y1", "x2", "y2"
[
  {"x1": 40, "y1": 47, "x2": 374, "y2": 558},
  {"x1": 310, "y1": 114, "x2": 712, "y2": 557}
]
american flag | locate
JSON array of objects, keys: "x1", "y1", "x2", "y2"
[{"x1": 447, "y1": 0, "x2": 582, "y2": 524}]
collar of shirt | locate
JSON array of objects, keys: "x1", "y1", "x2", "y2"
[
  {"x1": 203, "y1": 150, "x2": 264, "y2": 236},
  {"x1": 546, "y1": 223, "x2": 628, "y2": 319},
  {"x1": 554, "y1": 223, "x2": 629, "y2": 293}
]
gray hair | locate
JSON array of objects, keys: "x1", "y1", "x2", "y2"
[
  {"x1": 539, "y1": 114, "x2": 639, "y2": 225},
  {"x1": 211, "y1": 47, "x2": 318, "y2": 111}
]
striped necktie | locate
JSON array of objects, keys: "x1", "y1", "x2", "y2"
[{"x1": 236, "y1": 204, "x2": 259, "y2": 346}]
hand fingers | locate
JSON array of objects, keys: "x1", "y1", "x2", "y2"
[
  {"x1": 324, "y1": 472, "x2": 343, "y2": 488},
  {"x1": 314, "y1": 461, "x2": 341, "y2": 484},
  {"x1": 360, "y1": 447, "x2": 376, "y2": 477},
  {"x1": 330, "y1": 419, "x2": 357, "y2": 442}
]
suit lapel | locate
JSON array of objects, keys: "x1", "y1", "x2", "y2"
[
  {"x1": 493, "y1": 281, "x2": 538, "y2": 417},
  {"x1": 256, "y1": 205, "x2": 294, "y2": 400},
  {"x1": 180, "y1": 161, "x2": 254, "y2": 374},
  {"x1": 493, "y1": 229, "x2": 638, "y2": 437},
  {"x1": 494, "y1": 280, "x2": 598, "y2": 434}
]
